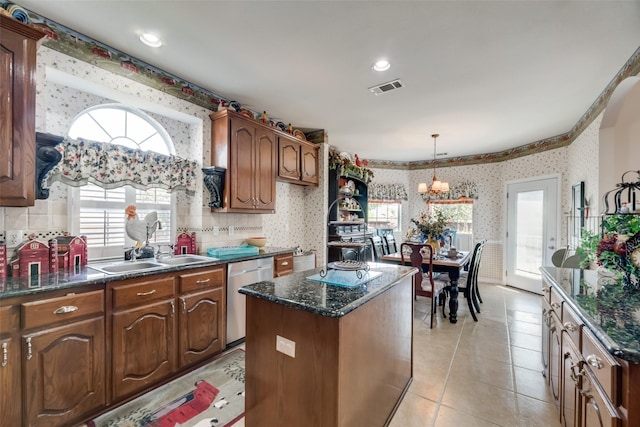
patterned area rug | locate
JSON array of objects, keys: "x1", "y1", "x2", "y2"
[{"x1": 86, "y1": 349, "x2": 245, "y2": 427}]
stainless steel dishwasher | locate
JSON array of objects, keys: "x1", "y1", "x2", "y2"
[{"x1": 226, "y1": 256, "x2": 273, "y2": 346}]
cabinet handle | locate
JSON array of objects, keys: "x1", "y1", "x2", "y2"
[
  {"x1": 563, "y1": 321, "x2": 578, "y2": 332},
  {"x1": 54, "y1": 305, "x2": 78, "y2": 314},
  {"x1": 196, "y1": 278, "x2": 211, "y2": 284},
  {"x1": 586, "y1": 354, "x2": 604, "y2": 370},
  {"x1": 551, "y1": 302, "x2": 561, "y2": 310},
  {"x1": 170, "y1": 300, "x2": 175, "y2": 316},
  {"x1": 542, "y1": 287, "x2": 550, "y2": 294},
  {"x1": 26, "y1": 337, "x2": 32, "y2": 361},
  {"x1": 281, "y1": 261, "x2": 289, "y2": 266},
  {"x1": 1, "y1": 342, "x2": 7, "y2": 367},
  {"x1": 137, "y1": 289, "x2": 157, "y2": 297},
  {"x1": 182, "y1": 299, "x2": 187, "y2": 313}
]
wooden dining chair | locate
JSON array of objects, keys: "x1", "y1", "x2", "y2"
[
  {"x1": 384, "y1": 234, "x2": 398, "y2": 254},
  {"x1": 368, "y1": 235, "x2": 385, "y2": 262},
  {"x1": 400, "y1": 242, "x2": 448, "y2": 328}
]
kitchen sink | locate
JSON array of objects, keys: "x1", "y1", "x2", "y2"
[
  {"x1": 88, "y1": 261, "x2": 165, "y2": 275},
  {"x1": 156, "y1": 255, "x2": 216, "y2": 266},
  {"x1": 88, "y1": 255, "x2": 217, "y2": 275}
]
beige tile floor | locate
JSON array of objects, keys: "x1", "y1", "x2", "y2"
[
  {"x1": 389, "y1": 282, "x2": 561, "y2": 427},
  {"x1": 235, "y1": 282, "x2": 560, "y2": 427}
]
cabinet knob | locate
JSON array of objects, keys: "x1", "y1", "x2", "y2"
[
  {"x1": 551, "y1": 302, "x2": 561, "y2": 310},
  {"x1": 563, "y1": 322, "x2": 578, "y2": 332},
  {"x1": 586, "y1": 354, "x2": 604, "y2": 370},
  {"x1": 26, "y1": 337, "x2": 32, "y2": 361}
]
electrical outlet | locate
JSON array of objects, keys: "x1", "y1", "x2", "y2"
[
  {"x1": 213, "y1": 225, "x2": 219, "y2": 236},
  {"x1": 5, "y1": 230, "x2": 23, "y2": 248},
  {"x1": 276, "y1": 335, "x2": 296, "y2": 358},
  {"x1": 228, "y1": 226, "x2": 234, "y2": 235}
]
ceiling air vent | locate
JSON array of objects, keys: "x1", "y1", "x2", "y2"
[{"x1": 368, "y1": 79, "x2": 404, "y2": 95}]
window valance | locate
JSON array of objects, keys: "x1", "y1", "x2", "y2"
[
  {"x1": 368, "y1": 183, "x2": 408, "y2": 201},
  {"x1": 48, "y1": 137, "x2": 199, "y2": 196}
]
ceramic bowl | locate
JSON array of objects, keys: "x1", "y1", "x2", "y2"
[{"x1": 246, "y1": 237, "x2": 267, "y2": 248}]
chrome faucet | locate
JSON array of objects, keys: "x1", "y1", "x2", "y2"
[{"x1": 145, "y1": 220, "x2": 162, "y2": 245}]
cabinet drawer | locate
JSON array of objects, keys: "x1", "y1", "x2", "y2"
[
  {"x1": 111, "y1": 278, "x2": 175, "y2": 310},
  {"x1": 179, "y1": 267, "x2": 225, "y2": 293},
  {"x1": 561, "y1": 302, "x2": 582, "y2": 349},
  {"x1": 21, "y1": 290, "x2": 104, "y2": 330},
  {"x1": 274, "y1": 253, "x2": 294, "y2": 277},
  {"x1": 582, "y1": 327, "x2": 620, "y2": 404}
]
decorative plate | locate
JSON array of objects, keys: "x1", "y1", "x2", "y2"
[{"x1": 292, "y1": 129, "x2": 306, "y2": 141}]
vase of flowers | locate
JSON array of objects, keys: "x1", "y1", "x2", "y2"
[{"x1": 408, "y1": 210, "x2": 450, "y2": 252}]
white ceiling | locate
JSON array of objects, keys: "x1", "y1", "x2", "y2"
[{"x1": 17, "y1": 0, "x2": 640, "y2": 162}]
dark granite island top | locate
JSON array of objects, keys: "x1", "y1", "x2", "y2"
[
  {"x1": 541, "y1": 266, "x2": 640, "y2": 363},
  {"x1": 241, "y1": 262, "x2": 417, "y2": 427},
  {"x1": 238, "y1": 263, "x2": 417, "y2": 317}
]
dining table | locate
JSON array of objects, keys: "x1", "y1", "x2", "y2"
[{"x1": 381, "y1": 248, "x2": 471, "y2": 323}]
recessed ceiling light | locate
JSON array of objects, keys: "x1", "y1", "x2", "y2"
[
  {"x1": 372, "y1": 59, "x2": 391, "y2": 72},
  {"x1": 140, "y1": 32, "x2": 162, "y2": 48}
]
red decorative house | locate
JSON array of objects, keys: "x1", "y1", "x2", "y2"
[
  {"x1": 9, "y1": 236, "x2": 52, "y2": 279},
  {"x1": 56, "y1": 235, "x2": 88, "y2": 271},
  {"x1": 175, "y1": 232, "x2": 197, "y2": 255}
]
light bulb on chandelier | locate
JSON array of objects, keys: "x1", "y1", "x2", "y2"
[{"x1": 418, "y1": 133, "x2": 449, "y2": 196}]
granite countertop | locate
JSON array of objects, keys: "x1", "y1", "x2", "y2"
[
  {"x1": 541, "y1": 266, "x2": 640, "y2": 363},
  {"x1": 0, "y1": 247, "x2": 294, "y2": 300},
  {"x1": 239, "y1": 263, "x2": 416, "y2": 318}
]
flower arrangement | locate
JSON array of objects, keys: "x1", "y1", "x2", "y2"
[
  {"x1": 328, "y1": 148, "x2": 374, "y2": 184},
  {"x1": 408, "y1": 210, "x2": 450, "y2": 241},
  {"x1": 578, "y1": 214, "x2": 640, "y2": 288}
]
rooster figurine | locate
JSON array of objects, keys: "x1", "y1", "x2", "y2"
[{"x1": 125, "y1": 205, "x2": 160, "y2": 249}]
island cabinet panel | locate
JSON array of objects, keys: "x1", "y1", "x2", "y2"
[
  {"x1": 210, "y1": 109, "x2": 277, "y2": 213},
  {"x1": 0, "y1": 16, "x2": 46, "y2": 207},
  {"x1": 245, "y1": 274, "x2": 413, "y2": 427}
]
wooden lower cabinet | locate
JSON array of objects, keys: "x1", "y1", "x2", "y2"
[
  {"x1": 23, "y1": 316, "x2": 106, "y2": 427},
  {"x1": 111, "y1": 298, "x2": 177, "y2": 400},
  {"x1": 0, "y1": 306, "x2": 21, "y2": 427},
  {"x1": 179, "y1": 287, "x2": 224, "y2": 366},
  {"x1": 562, "y1": 333, "x2": 582, "y2": 427},
  {"x1": 273, "y1": 253, "x2": 293, "y2": 277}
]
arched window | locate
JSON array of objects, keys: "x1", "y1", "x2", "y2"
[{"x1": 67, "y1": 104, "x2": 174, "y2": 259}]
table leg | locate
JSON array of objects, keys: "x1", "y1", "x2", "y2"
[
  {"x1": 447, "y1": 267, "x2": 461, "y2": 323},
  {"x1": 448, "y1": 280, "x2": 459, "y2": 323}
]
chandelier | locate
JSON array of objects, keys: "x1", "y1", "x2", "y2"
[{"x1": 418, "y1": 133, "x2": 449, "y2": 196}]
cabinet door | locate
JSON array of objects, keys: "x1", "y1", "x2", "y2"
[
  {"x1": 300, "y1": 142, "x2": 319, "y2": 185},
  {"x1": 255, "y1": 127, "x2": 276, "y2": 210},
  {"x1": 112, "y1": 299, "x2": 176, "y2": 400},
  {"x1": 562, "y1": 333, "x2": 581, "y2": 427},
  {"x1": 581, "y1": 369, "x2": 621, "y2": 427},
  {"x1": 278, "y1": 136, "x2": 301, "y2": 181},
  {"x1": 0, "y1": 336, "x2": 20, "y2": 427},
  {"x1": 179, "y1": 287, "x2": 224, "y2": 367},
  {"x1": 0, "y1": 17, "x2": 45, "y2": 207},
  {"x1": 23, "y1": 317, "x2": 106, "y2": 427},
  {"x1": 229, "y1": 117, "x2": 256, "y2": 210}
]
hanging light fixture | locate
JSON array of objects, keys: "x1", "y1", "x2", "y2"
[{"x1": 418, "y1": 133, "x2": 449, "y2": 198}]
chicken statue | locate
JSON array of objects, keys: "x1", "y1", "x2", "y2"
[{"x1": 125, "y1": 205, "x2": 160, "y2": 249}]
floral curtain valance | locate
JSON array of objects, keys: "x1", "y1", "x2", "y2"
[
  {"x1": 421, "y1": 180, "x2": 479, "y2": 203},
  {"x1": 368, "y1": 183, "x2": 408, "y2": 201},
  {"x1": 48, "y1": 137, "x2": 199, "y2": 196}
]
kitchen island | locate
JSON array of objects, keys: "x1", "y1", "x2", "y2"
[{"x1": 239, "y1": 263, "x2": 416, "y2": 427}]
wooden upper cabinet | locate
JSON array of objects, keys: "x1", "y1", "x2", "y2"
[
  {"x1": 300, "y1": 141, "x2": 319, "y2": 185},
  {"x1": 211, "y1": 109, "x2": 277, "y2": 213},
  {"x1": 278, "y1": 136, "x2": 301, "y2": 181},
  {"x1": 0, "y1": 16, "x2": 46, "y2": 207},
  {"x1": 277, "y1": 133, "x2": 319, "y2": 186}
]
